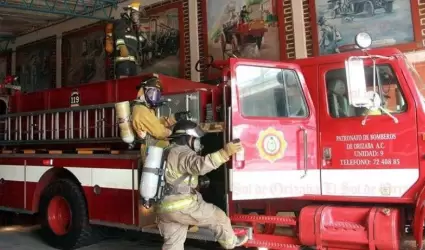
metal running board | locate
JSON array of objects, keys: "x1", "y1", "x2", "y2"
[
  {"x1": 231, "y1": 214, "x2": 297, "y2": 226},
  {"x1": 141, "y1": 224, "x2": 253, "y2": 242},
  {"x1": 230, "y1": 214, "x2": 303, "y2": 249},
  {"x1": 245, "y1": 234, "x2": 302, "y2": 249}
]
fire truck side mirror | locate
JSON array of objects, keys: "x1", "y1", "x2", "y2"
[{"x1": 345, "y1": 57, "x2": 369, "y2": 107}]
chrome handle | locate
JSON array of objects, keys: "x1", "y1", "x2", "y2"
[
  {"x1": 227, "y1": 106, "x2": 232, "y2": 141},
  {"x1": 185, "y1": 94, "x2": 190, "y2": 113},
  {"x1": 300, "y1": 126, "x2": 308, "y2": 178},
  {"x1": 223, "y1": 84, "x2": 228, "y2": 144}
]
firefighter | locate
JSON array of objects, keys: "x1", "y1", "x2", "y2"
[
  {"x1": 239, "y1": 5, "x2": 251, "y2": 23},
  {"x1": 157, "y1": 120, "x2": 249, "y2": 250},
  {"x1": 109, "y1": 2, "x2": 146, "y2": 78},
  {"x1": 318, "y1": 16, "x2": 342, "y2": 54},
  {"x1": 131, "y1": 76, "x2": 190, "y2": 161}
]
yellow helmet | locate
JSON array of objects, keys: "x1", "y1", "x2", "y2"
[{"x1": 128, "y1": 2, "x2": 141, "y2": 11}]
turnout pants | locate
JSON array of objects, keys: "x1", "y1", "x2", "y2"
[{"x1": 158, "y1": 194, "x2": 237, "y2": 250}]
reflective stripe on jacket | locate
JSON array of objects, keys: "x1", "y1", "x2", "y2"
[
  {"x1": 115, "y1": 56, "x2": 136, "y2": 62},
  {"x1": 156, "y1": 195, "x2": 197, "y2": 213},
  {"x1": 157, "y1": 144, "x2": 226, "y2": 213}
]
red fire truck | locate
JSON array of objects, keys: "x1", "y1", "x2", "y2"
[{"x1": 1, "y1": 32, "x2": 425, "y2": 250}]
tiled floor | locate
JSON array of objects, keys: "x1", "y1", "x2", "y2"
[
  {"x1": 0, "y1": 212, "x2": 420, "y2": 250},
  {"x1": 0, "y1": 224, "x2": 213, "y2": 250}
]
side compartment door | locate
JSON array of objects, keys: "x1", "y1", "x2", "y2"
[
  {"x1": 318, "y1": 62, "x2": 419, "y2": 198},
  {"x1": 229, "y1": 59, "x2": 320, "y2": 201}
]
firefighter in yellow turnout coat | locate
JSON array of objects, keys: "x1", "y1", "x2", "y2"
[
  {"x1": 157, "y1": 120, "x2": 249, "y2": 250},
  {"x1": 131, "y1": 77, "x2": 190, "y2": 161}
]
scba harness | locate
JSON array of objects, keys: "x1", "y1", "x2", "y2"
[{"x1": 140, "y1": 145, "x2": 195, "y2": 209}]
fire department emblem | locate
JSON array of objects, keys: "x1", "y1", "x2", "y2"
[{"x1": 256, "y1": 127, "x2": 287, "y2": 163}]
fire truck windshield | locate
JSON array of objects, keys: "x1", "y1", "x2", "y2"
[{"x1": 326, "y1": 63, "x2": 407, "y2": 118}]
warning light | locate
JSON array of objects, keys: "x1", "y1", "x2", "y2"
[
  {"x1": 42, "y1": 159, "x2": 53, "y2": 166},
  {"x1": 355, "y1": 32, "x2": 372, "y2": 49}
]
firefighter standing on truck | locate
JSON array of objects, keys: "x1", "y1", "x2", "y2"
[
  {"x1": 131, "y1": 76, "x2": 190, "y2": 161},
  {"x1": 157, "y1": 120, "x2": 249, "y2": 250},
  {"x1": 105, "y1": 2, "x2": 145, "y2": 78}
]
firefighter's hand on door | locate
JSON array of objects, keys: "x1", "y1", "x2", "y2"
[{"x1": 223, "y1": 140, "x2": 243, "y2": 157}]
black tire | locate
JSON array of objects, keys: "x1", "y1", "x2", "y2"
[{"x1": 39, "y1": 178, "x2": 95, "y2": 249}]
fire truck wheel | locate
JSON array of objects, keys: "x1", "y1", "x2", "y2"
[{"x1": 38, "y1": 178, "x2": 94, "y2": 249}]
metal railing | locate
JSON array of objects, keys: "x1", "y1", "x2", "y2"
[
  {"x1": 0, "y1": 103, "x2": 120, "y2": 145},
  {"x1": 0, "y1": 91, "x2": 204, "y2": 146}
]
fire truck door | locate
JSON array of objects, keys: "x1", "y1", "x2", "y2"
[
  {"x1": 229, "y1": 59, "x2": 320, "y2": 201},
  {"x1": 318, "y1": 62, "x2": 419, "y2": 198}
]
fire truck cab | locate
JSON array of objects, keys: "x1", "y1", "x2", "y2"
[
  {"x1": 1, "y1": 32, "x2": 425, "y2": 249},
  {"x1": 218, "y1": 33, "x2": 425, "y2": 249}
]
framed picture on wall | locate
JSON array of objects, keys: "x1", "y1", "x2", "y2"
[
  {"x1": 0, "y1": 52, "x2": 10, "y2": 84},
  {"x1": 62, "y1": 22, "x2": 107, "y2": 87},
  {"x1": 15, "y1": 36, "x2": 56, "y2": 93},
  {"x1": 204, "y1": 0, "x2": 280, "y2": 61},
  {"x1": 140, "y1": 2, "x2": 185, "y2": 77},
  {"x1": 312, "y1": 0, "x2": 420, "y2": 55}
]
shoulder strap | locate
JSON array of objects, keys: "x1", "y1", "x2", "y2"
[
  {"x1": 131, "y1": 100, "x2": 148, "y2": 107},
  {"x1": 163, "y1": 145, "x2": 191, "y2": 187}
]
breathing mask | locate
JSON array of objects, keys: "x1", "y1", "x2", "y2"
[
  {"x1": 192, "y1": 137, "x2": 203, "y2": 153},
  {"x1": 143, "y1": 86, "x2": 162, "y2": 107},
  {"x1": 130, "y1": 10, "x2": 140, "y2": 26}
]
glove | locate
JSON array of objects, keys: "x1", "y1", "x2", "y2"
[
  {"x1": 174, "y1": 111, "x2": 191, "y2": 122},
  {"x1": 222, "y1": 140, "x2": 243, "y2": 158},
  {"x1": 210, "y1": 139, "x2": 243, "y2": 167},
  {"x1": 118, "y1": 45, "x2": 129, "y2": 57}
]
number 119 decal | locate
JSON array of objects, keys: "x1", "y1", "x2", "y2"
[{"x1": 70, "y1": 90, "x2": 80, "y2": 107}]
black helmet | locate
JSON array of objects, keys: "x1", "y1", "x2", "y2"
[
  {"x1": 170, "y1": 120, "x2": 205, "y2": 138},
  {"x1": 136, "y1": 76, "x2": 163, "y2": 91}
]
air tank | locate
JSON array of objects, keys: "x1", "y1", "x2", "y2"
[
  {"x1": 140, "y1": 145, "x2": 164, "y2": 208},
  {"x1": 115, "y1": 101, "x2": 135, "y2": 144}
]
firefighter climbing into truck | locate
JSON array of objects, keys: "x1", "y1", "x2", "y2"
[
  {"x1": 105, "y1": 2, "x2": 146, "y2": 78},
  {"x1": 140, "y1": 119, "x2": 248, "y2": 249}
]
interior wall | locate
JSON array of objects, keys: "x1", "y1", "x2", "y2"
[
  {"x1": 1, "y1": 0, "x2": 201, "y2": 84},
  {"x1": 3, "y1": 0, "x2": 425, "y2": 86},
  {"x1": 2, "y1": 0, "x2": 162, "y2": 48}
]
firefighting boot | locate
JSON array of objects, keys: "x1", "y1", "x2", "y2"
[{"x1": 234, "y1": 234, "x2": 249, "y2": 247}]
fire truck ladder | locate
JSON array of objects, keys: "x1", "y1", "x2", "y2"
[{"x1": 0, "y1": 103, "x2": 120, "y2": 146}]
